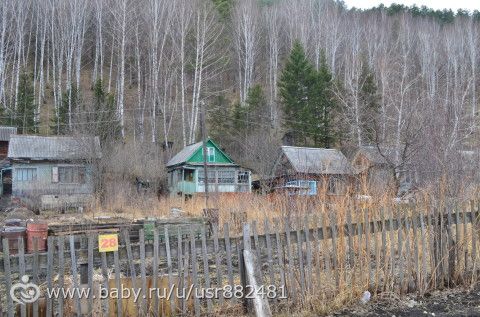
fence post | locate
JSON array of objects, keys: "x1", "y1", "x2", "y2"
[{"x1": 243, "y1": 223, "x2": 273, "y2": 317}]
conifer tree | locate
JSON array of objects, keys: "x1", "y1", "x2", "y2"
[
  {"x1": 91, "y1": 79, "x2": 120, "y2": 143},
  {"x1": 16, "y1": 72, "x2": 36, "y2": 134},
  {"x1": 359, "y1": 62, "x2": 380, "y2": 143},
  {"x1": 279, "y1": 41, "x2": 337, "y2": 147},
  {"x1": 278, "y1": 41, "x2": 316, "y2": 145}
]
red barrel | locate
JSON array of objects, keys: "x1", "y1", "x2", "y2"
[
  {"x1": 1, "y1": 226, "x2": 26, "y2": 254},
  {"x1": 26, "y1": 222, "x2": 48, "y2": 252}
]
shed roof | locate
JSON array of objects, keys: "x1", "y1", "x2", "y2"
[
  {"x1": 281, "y1": 146, "x2": 352, "y2": 175},
  {"x1": 8, "y1": 135, "x2": 101, "y2": 160},
  {"x1": 0, "y1": 126, "x2": 17, "y2": 141},
  {"x1": 166, "y1": 141, "x2": 203, "y2": 167}
]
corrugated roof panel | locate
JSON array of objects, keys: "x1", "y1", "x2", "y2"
[
  {"x1": 166, "y1": 141, "x2": 203, "y2": 167},
  {"x1": 281, "y1": 146, "x2": 352, "y2": 175},
  {"x1": 8, "y1": 135, "x2": 102, "y2": 160}
]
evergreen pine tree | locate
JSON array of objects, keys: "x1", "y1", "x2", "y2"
[
  {"x1": 51, "y1": 85, "x2": 79, "y2": 135},
  {"x1": 279, "y1": 41, "x2": 337, "y2": 147},
  {"x1": 359, "y1": 61, "x2": 380, "y2": 144},
  {"x1": 278, "y1": 41, "x2": 316, "y2": 145},
  {"x1": 311, "y1": 53, "x2": 336, "y2": 148},
  {"x1": 16, "y1": 72, "x2": 36, "y2": 134},
  {"x1": 91, "y1": 79, "x2": 120, "y2": 143}
]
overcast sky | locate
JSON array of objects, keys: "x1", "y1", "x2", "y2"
[{"x1": 343, "y1": 0, "x2": 479, "y2": 11}]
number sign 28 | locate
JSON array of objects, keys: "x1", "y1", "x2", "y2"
[{"x1": 98, "y1": 234, "x2": 119, "y2": 252}]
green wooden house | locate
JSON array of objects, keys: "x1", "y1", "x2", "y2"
[{"x1": 166, "y1": 139, "x2": 251, "y2": 196}]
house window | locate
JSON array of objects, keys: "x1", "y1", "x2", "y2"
[
  {"x1": 184, "y1": 169, "x2": 194, "y2": 182},
  {"x1": 217, "y1": 171, "x2": 235, "y2": 184},
  {"x1": 15, "y1": 168, "x2": 37, "y2": 181},
  {"x1": 237, "y1": 171, "x2": 249, "y2": 184},
  {"x1": 327, "y1": 177, "x2": 344, "y2": 195},
  {"x1": 198, "y1": 170, "x2": 216, "y2": 184},
  {"x1": 58, "y1": 166, "x2": 86, "y2": 184},
  {"x1": 204, "y1": 147, "x2": 215, "y2": 162}
]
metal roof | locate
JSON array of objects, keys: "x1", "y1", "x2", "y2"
[
  {"x1": 281, "y1": 146, "x2": 352, "y2": 175},
  {"x1": 0, "y1": 126, "x2": 17, "y2": 141},
  {"x1": 166, "y1": 141, "x2": 203, "y2": 167},
  {"x1": 8, "y1": 135, "x2": 102, "y2": 160}
]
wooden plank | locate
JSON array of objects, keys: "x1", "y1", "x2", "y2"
[
  {"x1": 177, "y1": 228, "x2": 185, "y2": 314},
  {"x1": 273, "y1": 218, "x2": 286, "y2": 291},
  {"x1": 33, "y1": 238, "x2": 39, "y2": 317},
  {"x1": 190, "y1": 227, "x2": 201, "y2": 317},
  {"x1": 296, "y1": 221, "x2": 306, "y2": 295},
  {"x1": 123, "y1": 230, "x2": 137, "y2": 291},
  {"x1": 412, "y1": 211, "x2": 420, "y2": 292},
  {"x1": 57, "y1": 237, "x2": 65, "y2": 317},
  {"x1": 313, "y1": 216, "x2": 322, "y2": 289},
  {"x1": 364, "y1": 209, "x2": 371, "y2": 287},
  {"x1": 45, "y1": 238, "x2": 54, "y2": 317},
  {"x1": 464, "y1": 204, "x2": 469, "y2": 271},
  {"x1": 69, "y1": 236, "x2": 82, "y2": 316},
  {"x1": 330, "y1": 213, "x2": 340, "y2": 290},
  {"x1": 472, "y1": 202, "x2": 477, "y2": 277},
  {"x1": 347, "y1": 207, "x2": 354, "y2": 268},
  {"x1": 388, "y1": 208, "x2": 395, "y2": 281},
  {"x1": 373, "y1": 212, "x2": 380, "y2": 293},
  {"x1": 212, "y1": 225, "x2": 224, "y2": 304},
  {"x1": 87, "y1": 235, "x2": 94, "y2": 316},
  {"x1": 264, "y1": 219, "x2": 275, "y2": 286},
  {"x1": 113, "y1": 250, "x2": 123, "y2": 317},
  {"x1": 200, "y1": 226, "x2": 213, "y2": 313},
  {"x1": 321, "y1": 214, "x2": 331, "y2": 277},
  {"x1": 403, "y1": 216, "x2": 412, "y2": 293},
  {"x1": 241, "y1": 224, "x2": 251, "y2": 313},
  {"x1": 380, "y1": 208, "x2": 387, "y2": 269},
  {"x1": 243, "y1": 249, "x2": 273, "y2": 317},
  {"x1": 182, "y1": 239, "x2": 190, "y2": 315},
  {"x1": 397, "y1": 210, "x2": 404, "y2": 293},
  {"x1": 455, "y1": 208, "x2": 461, "y2": 272},
  {"x1": 18, "y1": 237, "x2": 26, "y2": 317},
  {"x1": 100, "y1": 251, "x2": 110, "y2": 316},
  {"x1": 152, "y1": 228, "x2": 159, "y2": 315},
  {"x1": 224, "y1": 223, "x2": 234, "y2": 288},
  {"x1": 447, "y1": 207, "x2": 455, "y2": 285},
  {"x1": 139, "y1": 230, "x2": 147, "y2": 315},
  {"x1": 2, "y1": 239, "x2": 13, "y2": 317},
  {"x1": 252, "y1": 221, "x2": 261, "y2": 268},
  {"x1": 419, "y1": 209, "x2": 428, "y2": 294},
  {"x1": 284, "y1": 217, "x2": 296, "y2": 297},
  {"x1": 164, "y1": 227, "x2": 176, "y2": 315},
  {"x1": 304, "y1": 215, "x2": 313, "y2": 291}
]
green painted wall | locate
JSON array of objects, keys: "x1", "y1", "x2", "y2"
[{"x1": 187, "y1": 140, "x2": 233, "y2": 164}]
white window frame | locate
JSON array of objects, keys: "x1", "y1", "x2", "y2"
[
  {"x1": 15, "y1": 168, "x2": 37, "y2": 182},
  {"x1": 206, "y1": 147, "x2": 215, "y2": 162}
]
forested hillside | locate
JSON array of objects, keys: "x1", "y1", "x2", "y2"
[{"x1": 1, "y1": 0, "x2": 480, "y2": 192}]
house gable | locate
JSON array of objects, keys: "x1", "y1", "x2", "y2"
[{"x1": 186, "y1": 140, "x2": 234, "y2": 164}]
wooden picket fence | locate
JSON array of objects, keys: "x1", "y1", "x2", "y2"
[{"x1": 2, "y1": 203, "x2": 480, "y2": 316}]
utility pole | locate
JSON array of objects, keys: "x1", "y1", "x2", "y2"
[{"x1": 200, "y1": 100, "x2": 209, "y2": 209}]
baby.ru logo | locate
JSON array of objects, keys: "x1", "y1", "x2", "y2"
[{"x1": 10, "y1": 275, "x2": 41, "y2": 305}]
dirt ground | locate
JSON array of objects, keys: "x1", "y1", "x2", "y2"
[{"x1": 333, "y1": 287, "x2": 480, "y2": 317}]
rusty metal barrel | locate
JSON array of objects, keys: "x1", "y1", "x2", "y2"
[{"x1": 26, "y1": 221, "x2": 48, "y2": 252}]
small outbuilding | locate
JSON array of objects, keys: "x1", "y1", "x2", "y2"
[
  {"x1": 8, "y1": 135, "x2": 101, "y2": 210},
  {"x1": 270, "y1": 146, "x2": 353, "y2": 196},
  {"x1": 0, "y1": 126, "x2": 17, "y2": 195},
  {"x1": 166, "y1": 139, "x2": 251, "y2": 197}
]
